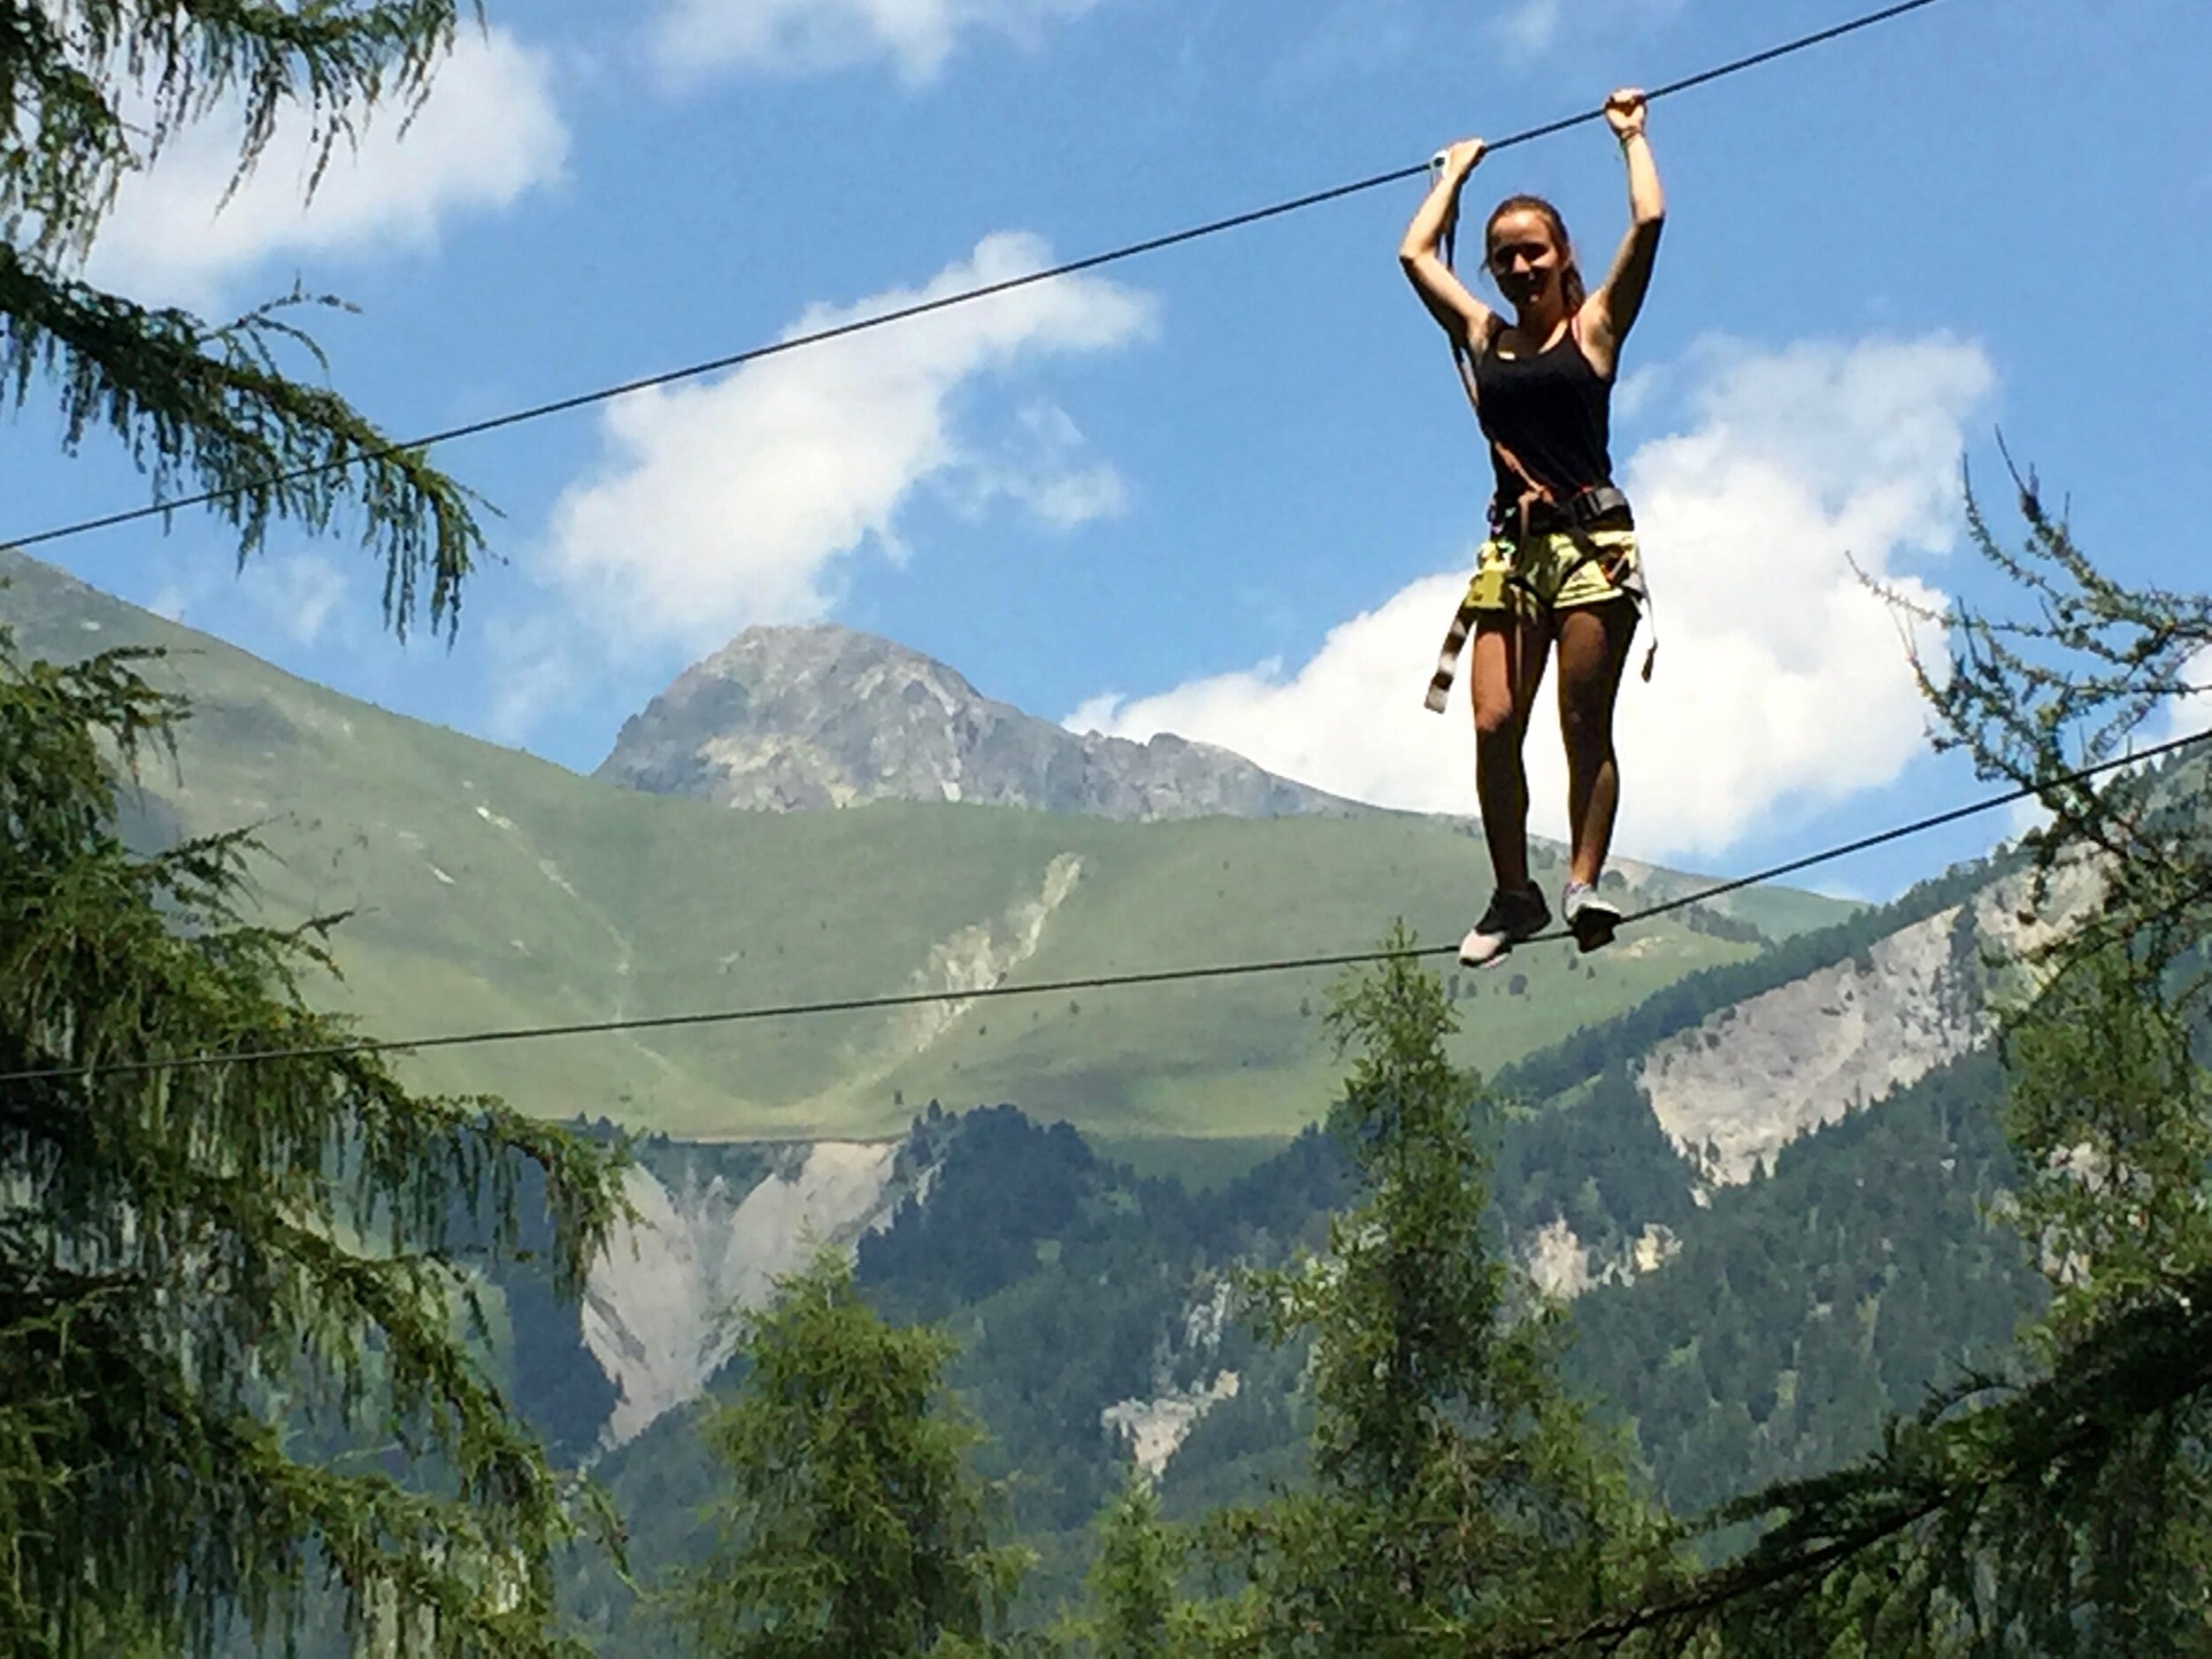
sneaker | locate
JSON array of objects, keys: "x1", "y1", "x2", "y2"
[
  {"x1": 1563, "y1": 879, "x2": 1622, "y2": 955},
  {"x1": 1460, "y1": 885, "x2": 1550, "y2": 968}
]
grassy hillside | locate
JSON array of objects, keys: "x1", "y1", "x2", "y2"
[{"x1": 2, "y1": 549, "x2": 1848, "y2": 1141}]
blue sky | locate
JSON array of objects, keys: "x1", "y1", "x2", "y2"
[{"x1": 7, "y1": 0, "x2": 2208, "y2": 899}]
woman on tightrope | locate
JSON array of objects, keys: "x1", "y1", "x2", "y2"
[{"x1": 1399, "y1": 88, "x2": 1663, "y2": 969}]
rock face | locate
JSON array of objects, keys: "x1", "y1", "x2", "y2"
[
  {"x1": 1641, "y1": 903, "x2": 1986, "y2": 1187},
  {"x1": 580, "y1": 1142, "x2": 904, "y2": 1447},
  {"x1": 1640, "y1": 860, "x2": 2103, "y2": 1187},
  {"x1": 1101, "y1": 1372, "x2": 1240, "y2": 1478},
  {"x1": 596, "y1": 625, "x2": 1370, "y2": 821},
  {"x1": 1524, "y1": 858, "x2": 2112, "y2": 1295}
]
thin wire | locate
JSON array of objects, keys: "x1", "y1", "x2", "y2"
[
  {"x1": 1, "y1": 0, "x2": 1953, "y2": 557},
  {"x1": 4, "y1": 720, "x2": 2193, "y2": 1089}
]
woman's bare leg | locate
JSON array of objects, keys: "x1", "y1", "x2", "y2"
[
  {"x1": 1555, "y1": 597, "x2": 1639, "y2": 886},
  {"x1": 1470, "y1": 608, "x2": 1553, "y2": 892}
]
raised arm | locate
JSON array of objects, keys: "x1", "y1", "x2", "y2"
[
  {"x1": 1399, "y1": 139, "x2": 1496, "y2": 352},
  {"x1": 1579, "y1": 89, "x2": 1665, "y2": 374}
]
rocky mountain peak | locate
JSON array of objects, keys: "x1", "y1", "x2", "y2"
[{"x1": 595, "y1": 624, "x2": 1370, "y2": 822}]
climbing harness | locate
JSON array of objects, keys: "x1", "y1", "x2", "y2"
[
  {"x1": 1423, "y1": 483, "x2": 1654, "y2": 714},
  {"x1": 1419, "y1": 155, "x2": 1658, "y2": 714}
]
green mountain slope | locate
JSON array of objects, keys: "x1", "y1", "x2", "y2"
[{"x1": 2, "y1": 549, "x2": 1847, "y2": 1141}]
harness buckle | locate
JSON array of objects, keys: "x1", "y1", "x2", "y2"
[{"x1": 1496, "y1": 484, "x2": 1631, "y2": 538}]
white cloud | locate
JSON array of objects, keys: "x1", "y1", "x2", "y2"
[
  {"x1": 952, "y1": 402, "x2": 1130, "y2": 529},
  {"x1": 83, "y1": 27, "x2": 567, "y2": 311},
  {"x1": 2155, "y1": 645, "x2": 2212, "y2": 745},
  {"x1": 1025, "y1": 465, "x2": 1129, "y2": 528},
  {"x1": 1614, "y1": 363, "x2": 1663, "y2": 421},
  {"x1": 1498, "y1": 0, "x2": 1564, "y2": 58},
  {"x1": 1067, "y1": 333, "x2": 1996, "y2": 862},
  {"x1": 251, "y1": 553, "x2": 349, "y2": 646},
  {"x1": 651, "y1": 0, "x2": 1098, "y2": 83},
  {"x1": 1493, "y1": 0, "x2": 1687, "y2": 64},
  {"x1": 130, "y1": 548, "x2": 349, "y2": 644},
  {"x1": 480, "y1": 614, "x2": 581, "y2": 746},
  {"x1": 546, "y1": 231, "x2": 1154, "y2": 654}
]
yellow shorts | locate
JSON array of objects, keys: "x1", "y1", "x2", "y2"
[{"x1": 1462, "y1": 526, "x2": 1641, "y2": 615}]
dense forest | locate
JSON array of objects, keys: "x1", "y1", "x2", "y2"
[{"x1": 543, "y1": 1008, "x2": 2048, "y2": 1646}]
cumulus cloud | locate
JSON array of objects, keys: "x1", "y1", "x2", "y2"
[
  {"x1": 651, "y1": 0, "x2": 1098, "y2": 83},
  {"x1": 83, "y1": 27, "x2": 567, "y2": 311},
  {"x1": 546, "y1": 231, "x2": 1154, "y2": 654},
  {"x1": 1067, "y1": 333, "x2": 1996, "y2": 862}
]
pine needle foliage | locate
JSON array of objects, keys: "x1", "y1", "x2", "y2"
[
  {"x1": 0, "y1": 622, "x2": 634, "y2": 1658},
  {"x1": 1532, "y1": 468, "x2": 2212, "y2": 1655},
  {"x1": 1093, "y1": 1478, "x2": 1182, "y2": 1652},
  {"x1": 2, "y1": 0, "x2": 490, "y2": 635},
  {"x1": 1203, "y1": 930, "x2": 1678, "y2": 1657},
  {"x1": 1065, "y1": 1474, "x2": 1208, "y2": 1659},
  {"x1": 670, "y1": 1248, "x2": 1036, "y2": 1659},
  {"x1": 1888, "y1": 443, "x2": 2212, "y2": 999}
]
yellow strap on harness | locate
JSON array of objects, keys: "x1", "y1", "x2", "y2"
[{"x1": 1422, "y1": 528, "x2": 1657, "y2": 715}]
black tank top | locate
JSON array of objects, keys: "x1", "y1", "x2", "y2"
[{"x1": 1471, "y1": 320, "x2": 1614, "y2": 514}]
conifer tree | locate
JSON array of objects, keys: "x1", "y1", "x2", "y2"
[
  {"x1": 3, "y1": 8, "x2": 631, "y2": 1652},
  {"x1": 671, "y1": 1249, "x2": 1035, "y2": 1658},
  {"x1": 1073, "y1": 1474, "x2": 1208, "y2": 1659},
  {"x1": 1541, "y1": 465, "x2": 2212, "y2": 1655},
  {"x1": 0, "y1": 624, "x2": 633, "y2": 1655},
  {"x1": 1210, "y1": 931, "x2": 1675, "y2": 1656}
]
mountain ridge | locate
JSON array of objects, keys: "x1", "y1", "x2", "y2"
[
  {"x1": 596, "y1": 621, "x2": 1379, "y2": 821},
  {"x1": 0, "y1": 547, "x2": 1847, "y2": 1141}
]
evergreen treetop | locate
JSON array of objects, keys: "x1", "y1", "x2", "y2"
[
  {"x1": 3, "y1": 0, "x2": 490, "y2": 634},
  {"x1": 1214, "y1": 927, "x2": 1677, "y2": 1656},
  {"x1": 671, "y1": 1248, "x2": 1033, "y2": 1659}
]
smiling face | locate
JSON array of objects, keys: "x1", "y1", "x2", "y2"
[{"x1": 1486, "y1": 204, "x2": 1569, "y2": 313}]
